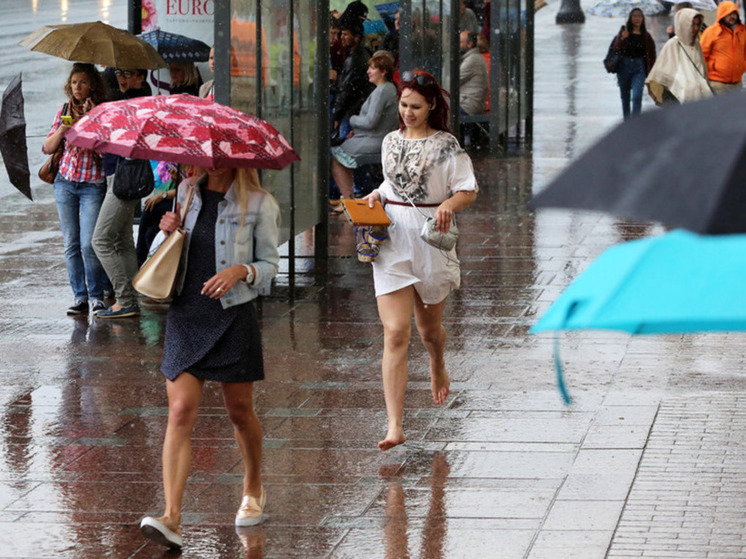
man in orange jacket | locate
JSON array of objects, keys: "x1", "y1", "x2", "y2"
[{"x1": 700, "y1": 1, "x2": 746, "y2": 93}]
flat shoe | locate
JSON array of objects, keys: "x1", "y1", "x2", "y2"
[
  {"x1": 95, "y1": 304, "x2": 140, "y2": 319},
  {"x1": 140, "y1": 516, "x2": 183, "y2": 549},
  {"x1": 236, "y1": 487, "x2": 267, "y2": 527}
]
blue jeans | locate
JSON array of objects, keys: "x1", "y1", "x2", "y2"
[
  {"x1": 53, "y1": 174, "x2": 108, "y2": 301},
  {"x1": 617, "y1": 57, "x2": 646, "y2": 120}
]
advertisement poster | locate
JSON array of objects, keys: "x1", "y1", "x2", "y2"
[
  {"x1": 141, "y1": 0, "x2": 214, "y2": 45},
  {"x1": 141, "y1": 0, "x2": 214, "y2": 91}
]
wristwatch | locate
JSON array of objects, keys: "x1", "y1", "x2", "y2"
[
  {"x1": 161, "y1": 191, "x2": 168, "y2": 200},
  {"x1": 243, "y1": 264, "x2": 255, "y2": 285}
]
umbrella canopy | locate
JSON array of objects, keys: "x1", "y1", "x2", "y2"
[
  {"x1": 19, "y1": 21, "x2": 167, "y2": 69},
  {"x1": 66, "y1": 94, "x2": 299, "y2": 170},
  {"x1": 586, "y1": 0, "x2": 665, "y2": 17},
  {"x1": 0, "y1": 74, "x2": 31, "y2": 201},
  {"x1": 668, "y1": 0, "x2": 717, "y2": 10},
  {"x1": 531, "y1": 230, "x2": 746, "y2": 335},
  {"x1": 530, "y1": 91, "x2": 746, "y2": 235},
  {"x1": 137, "y1": 30, "x2": 211, "y2": 63}
]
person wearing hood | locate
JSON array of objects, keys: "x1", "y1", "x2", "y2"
[
  {"x1": 646, "y1": 8, "x2": 713, "y2": 105},
  {"x1": 700, "y1": 1, "x2": 746, "y2": 94}
]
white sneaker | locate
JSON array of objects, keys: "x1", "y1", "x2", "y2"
[{"x1": 235, "y1": 487, "x2": 266, "y2": 526}]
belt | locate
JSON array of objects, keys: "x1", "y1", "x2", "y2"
[{"x1": 385, "y1": 200, "x2": 441, "y2": 208}]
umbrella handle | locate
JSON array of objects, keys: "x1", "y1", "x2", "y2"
[{"x1": 553, "y1": 336, "x2": 572, "y2": 405}]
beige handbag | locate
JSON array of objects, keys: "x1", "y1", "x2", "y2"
[{"x1": 132, "y1": 185, "x2": 195, "y2": 300}]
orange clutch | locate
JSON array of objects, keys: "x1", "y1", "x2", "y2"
[{"x1": 341, "y1": 199, "x2": 391, "y2": 226}]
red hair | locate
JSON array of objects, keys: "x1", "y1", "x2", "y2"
[{"x1": 397, "y1": 70, "x2": 452, "y2": 133}]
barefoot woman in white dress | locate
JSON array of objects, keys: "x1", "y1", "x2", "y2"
[{"x1": 365, "y1": 70, "x2": 478, "y2": 451}]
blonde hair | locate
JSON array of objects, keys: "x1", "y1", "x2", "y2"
[
  {"x1": 170, "y1": 62, "x2": 200, "y2": 88},
  {"x1": 193, "y1": 167, "x2": 268, "y2": 246}
]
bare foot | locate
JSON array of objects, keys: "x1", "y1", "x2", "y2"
[
  {"x1": 430, "y1": 362, "x2": 450, "y2": 405},
  {"x1": 378, "y1": 426, "x2": 406, "y2": 451}
]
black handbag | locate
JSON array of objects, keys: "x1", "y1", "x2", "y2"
[
  {"x1": 112, "y1": 158, "x2": 155, "y2": 200},
  {"x1": 330, "y1": 128, "x2": 345, "y2": 147},
  {"x1": 603, "y1": 36, "x2": 621, "y2": 74}
]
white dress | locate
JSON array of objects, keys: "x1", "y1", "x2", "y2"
[{"x1": 372, "y1": 130, "x2": 478, "y2": 304}]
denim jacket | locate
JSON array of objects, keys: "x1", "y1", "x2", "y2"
[{"x1": 174, "y1": 179, "x2": 281, "y2": 309}]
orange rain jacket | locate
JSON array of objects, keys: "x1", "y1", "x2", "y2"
[{"x1": 700, "y1": 1, "x2": 746, "y2": 83}]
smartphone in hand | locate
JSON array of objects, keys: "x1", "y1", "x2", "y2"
[{"x1": 61, "y1": 115, "x2": 73, "y2": 125}]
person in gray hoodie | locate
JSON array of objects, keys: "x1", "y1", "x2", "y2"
[{"x1": 331, "y1": 50, "x2": 399, "y2": 205}]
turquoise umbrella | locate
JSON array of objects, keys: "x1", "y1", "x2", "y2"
[{"x1": 531, "y1": 230, "x2": 746, "y2": 401}]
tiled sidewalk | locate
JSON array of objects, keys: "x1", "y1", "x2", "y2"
[{"x1": 3, "y1": 0, "x2": 746, "y2": 557}]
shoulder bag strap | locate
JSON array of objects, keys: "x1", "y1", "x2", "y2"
[
  {"x1": 676, "y1": 39, "x2": 716, "y2": 94},
  {"x1": 179, "y1": 184, "x2": 195, "y2": 222}
]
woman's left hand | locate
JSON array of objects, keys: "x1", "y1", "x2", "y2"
[
  {"x1": 434, "y1": 191, "x2": 478, "y2": 233},
  {"x1": 201, "y1": 265, "x2": 247, "y2": 299}
]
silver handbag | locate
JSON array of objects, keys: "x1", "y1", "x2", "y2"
[{"x1": 420, "y1": 216, "x2": 459, "y2": 251}]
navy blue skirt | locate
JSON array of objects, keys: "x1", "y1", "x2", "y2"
[{"x1": 160, "y1": 187, "x2": 264, "y2": 383}]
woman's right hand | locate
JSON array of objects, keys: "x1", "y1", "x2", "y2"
[
  {"x1": 143, "y1": 195, "x2": 159, "y2": 212},
  {"x1": 620, "y1": 27, "x2": 629, "y2": 40},
  {"x1": 364, "y1": 189, "x2": 381, "y2": 208},
  {"x1": 42, "y1": 123, "x2": 71, "y2": 154},
  {"x1": 159, "y1": 204, "x2": 182, "y2": 234}
]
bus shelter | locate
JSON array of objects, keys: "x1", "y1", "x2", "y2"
[{"x1": 129, "y1": 0, "x2": 533, "y2": 288}]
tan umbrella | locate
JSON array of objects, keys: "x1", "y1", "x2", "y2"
[{"x1": 19, "y1": 21, "x2": 167, "y2": 69}]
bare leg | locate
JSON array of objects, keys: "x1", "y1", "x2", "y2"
[
  {"x1": 330, "y1": 158, "x2": 355, "y2": 200},
  {"x1": 413, "y1": 293, "x2": 450, "y2": 405},
  {"x1": 159, "y1": 373, "x2": 204, "y2": 533},
  {"x1": 376, "y1": 287, "x2": 415, "y2": 450},
  {"x1": 222, "y1": 382, "x2": 263, "y2": 497}
]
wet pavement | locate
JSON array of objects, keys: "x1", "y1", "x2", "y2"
[{"x1": 2, "y1": 1, "x2": 746, "y2": 558}]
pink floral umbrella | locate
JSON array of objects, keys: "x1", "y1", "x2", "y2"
[{"x1": 66, "y1": 94, "x2": 299, "y2": 170}]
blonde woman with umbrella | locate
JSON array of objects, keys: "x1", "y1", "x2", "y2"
[{"x1": 139, "y1": 166, "x2": 280, "y2": 549}]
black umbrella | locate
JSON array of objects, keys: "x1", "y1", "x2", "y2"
[
  {"x1": 137, "y1": 30, "x2": 210, "y2": 63},
  {"x1": 0, "y1": 74, "x2": 31, "y2": 201},
  {"x1": 530, "y1": 90, "x2": 746, "y2": 234}
]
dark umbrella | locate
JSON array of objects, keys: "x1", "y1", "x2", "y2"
[
  {"x1": 137, "y1": 30, "x2": 211, "y2": 62},
  {"x1": 530, "y1": 90, "x2": 746, "y2": 234},
  {"x1": 0, "y1": 74, "x2": 31, "y2": 201}
]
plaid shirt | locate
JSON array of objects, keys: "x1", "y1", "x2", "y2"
[{"x1": 46, "y1": 105, "x2": 104, "y2": 184}]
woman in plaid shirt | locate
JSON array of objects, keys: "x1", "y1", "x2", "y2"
[{"x1": 43, "y1": 63, "x2": 109, "y2": 315}]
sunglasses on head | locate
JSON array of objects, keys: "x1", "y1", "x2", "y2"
[
  {"x1": 114, "y1": 69, "x2": 135, "y2": 78},
  {"x1": 400, "y1": 70, "x2": 435, "y2": 87}
]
